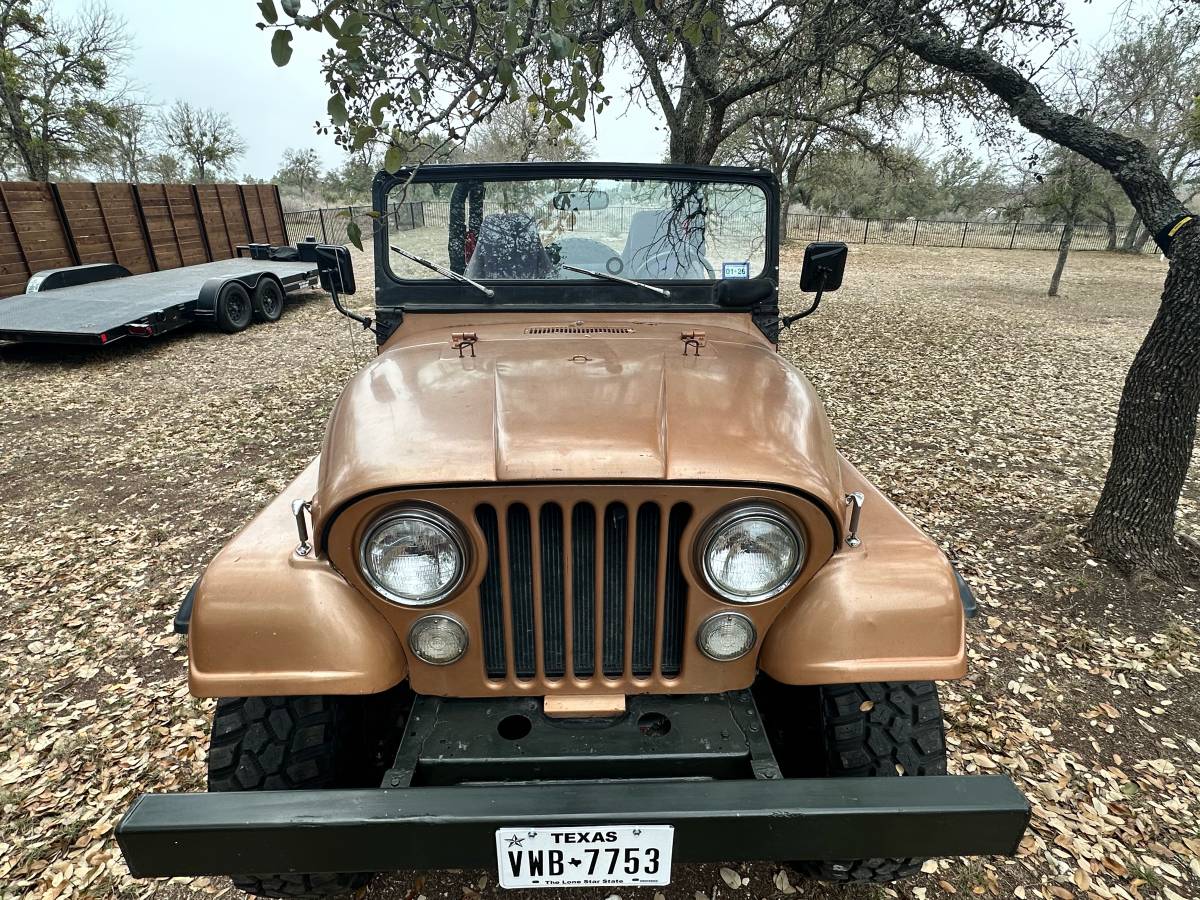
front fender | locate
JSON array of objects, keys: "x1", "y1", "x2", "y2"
[
  {"x1": 759, "y1": 457, "x2": 967, "y2": 684},
  {"x1": 188, "y1": 457, "x2": 408, "y2": 697}
]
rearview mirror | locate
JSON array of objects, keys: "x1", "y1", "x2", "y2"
[
  {"x1": 553, "y1": 190, "x2": 610, "y2": 211},
  {"x1": 799, "y1": 241, "x2": 848, "y2": 292}
]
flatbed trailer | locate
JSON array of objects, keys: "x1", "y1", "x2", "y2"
[{"x1": 0, "y1": 241, "x2": 335, "y2": 346}]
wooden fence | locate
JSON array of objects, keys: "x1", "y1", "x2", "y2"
[{"x1": 0, "y1": 181, "x2": 286, "y2": 300}]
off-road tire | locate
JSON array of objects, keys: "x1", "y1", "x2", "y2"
[
  {"x1": 252, "y1": 278, "x2": 285, "y2": 323},
  {"x1": 207, "y1": 695, "x2": 376, "y2": 898},
  {"x1": 790, "y1": 681, "x2": 947, "y2": 884},
  {"x1": 215, "y1": 282, "x2": 254, "y2": 333}
]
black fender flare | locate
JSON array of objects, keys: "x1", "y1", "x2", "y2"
[
  {"x1": 26, "y1": 263, "x2": 132, "y2": 293},
  {"x1": 194, "y1": 272, "x2": 275, "y2": 321}
]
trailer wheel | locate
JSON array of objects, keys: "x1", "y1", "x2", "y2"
[
  {"x1": 207, "y1": 695, "x2": 376, "y2": 898},
  {"x1": 769, "y1": 681, "x2": 947, "y2": 884},
  {"x1": 252, "y1": 277, "x2": 285, "y2": 323},
  {"x1": 215, "y1": 282, "x2": 253, "y2": 333}
]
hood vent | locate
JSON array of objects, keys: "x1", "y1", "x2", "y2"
[{"x1": 525, "y1": 326, "x2": 636, "y2": 335}]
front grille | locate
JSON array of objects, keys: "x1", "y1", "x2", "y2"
[{"x1": 476, "y1": 499, "x2": 691, "y2": 684}]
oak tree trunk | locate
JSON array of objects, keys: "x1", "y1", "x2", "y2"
[
  {"x1": 1121, "y1": 217, "x2": 1142, "y2": 252},
  {"x1": 1048, "y1": 220, "x2": 1074, "y2": 296},
  {"x1": 1085, "y1": 230, "x2": 1200, "y2": 572}
]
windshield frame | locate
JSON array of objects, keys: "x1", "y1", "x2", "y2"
[{"x1": 372, "y1": 162, "x2": 780, "y2": 314}]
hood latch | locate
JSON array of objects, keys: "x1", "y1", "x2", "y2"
[
  {"x1": 681, "y1": 330, "x2": 706, "y2": 356},
  {"x1": 450, "y1": 331, "x2": 478, "y2": 358}
]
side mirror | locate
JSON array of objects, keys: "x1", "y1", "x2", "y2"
[
  {"x1": 314, "y1": 244, "x2": 357, "y2": 295},
  {"x1": 799, "y1": 241, "x2": 848, "y2": 292},
  {"x1": 782, "y1": 242, "x2": 848, "y2": 329}
]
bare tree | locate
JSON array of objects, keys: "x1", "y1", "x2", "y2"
[
  {"x1": 92, "y1": 100, "x2": 154, "y2": 181},
  {"x1": 158, "y1": 101, "x2": 246, "y2": 182},
  {"x1": 0, "y1": 0, "x2": 130, "y2": 179},
  {"x1": 467, "y1": 102, "x2": 593, "y2": 162},
  {"x1": 1094, "y1": 14, "x2": 1200, "y2": 250},
  {"x1": 276, "y1": 148, "x2": 323, "y2": 195},
  {"x1": 142, "y1": 150, "x2": 185, "y2": 183}
]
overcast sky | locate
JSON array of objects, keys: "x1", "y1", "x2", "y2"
[{"x1": 56, "y1": 0, "x2": 1137, "y2": 180}]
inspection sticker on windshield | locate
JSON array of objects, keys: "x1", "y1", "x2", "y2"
[
  {"x1": 722, "y1": 261, "x2": 751, "y2": 279},
  {"x1": 496, "y1": 825, "x2": 674, "y2": 888}
]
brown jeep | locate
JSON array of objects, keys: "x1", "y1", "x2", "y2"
[{"x1": 117, "y1": 162, "x2": 1028, "y2": 897}]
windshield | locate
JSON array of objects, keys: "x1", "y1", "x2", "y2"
[{"x1": 386, "y1": 176, "x2": 768, "y2": 284}]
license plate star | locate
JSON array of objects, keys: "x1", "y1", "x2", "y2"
[{"x1": 506, "y1": 835, "x2": 524, "y2": 848}]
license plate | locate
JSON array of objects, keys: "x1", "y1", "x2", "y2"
[{"x1": 496, "y1": 824, "x2": 674, "y2": 888}]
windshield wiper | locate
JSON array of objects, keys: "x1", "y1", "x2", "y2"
[
  {"x1": 390, "y1": 244, "x2": 495, "y2": 298},
  {"x1": 561, "y1": 264, "x2": 671, "y2": 299}
]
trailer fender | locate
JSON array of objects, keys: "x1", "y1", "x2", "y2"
[
  {"x1": 26, "y1": 263, "x2": 132, "y2": 294},
  {"x1": 194, "y1": 272, "x2": 277, "y2": 321}
]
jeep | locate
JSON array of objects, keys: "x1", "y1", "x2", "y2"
[{"x1": 117, "y1": 162, "x2": 1029, "y2": 897}]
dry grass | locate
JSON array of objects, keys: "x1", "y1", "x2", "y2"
[{"x1": 1, "y1": 243, "x2": 1197, "y2": 900}]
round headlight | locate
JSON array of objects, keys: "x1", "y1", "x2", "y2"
[
  {"x1": 409, "y1": 615, "x2": 468, "y2": 665},
  {"x1": 699, "y1": 504, "x2": 806, "y2": 602},
  {"x1": 697, "y1": 612, "x2": 757, "y2": 661},
  {"x1": 360, "y1": 507, "x2": 467, "y2": 606}
]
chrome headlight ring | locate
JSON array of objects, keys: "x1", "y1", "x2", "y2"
[
  {"x1": 696, "y1": 502, "x2": 807, "y2": 603},
  {"x1": 358, "y1": 505, "x2": 469, "y2": 607}
]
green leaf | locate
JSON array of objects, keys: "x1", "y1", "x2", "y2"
[
  {"x1": 370, "y1": 93, "x2": 391, "y2": 126},
  {"x1": 270, "y1": 29, "x2": 293, "y2": 66},
  {"x1": 632, "y1": 0, "x2": 646, "y2": 17},
  {"x1": 257, "y1": 0, "x2": 278, "y2": 25},
  {"x1": 328, "y1": 93, "x2": 348, "y2": 125},
  {"x1": 547, "y1": 31, "x2": 572, "y2": 61},
  {"x1": 347, "y1": 221, "x2": 363, "y2": 251},
  {"x1": 281, "y1": 0, "x2": 301, "y2": 15},
  {"x1": 352, "y1": 124, "x2": 377, "y2": 149},
  {"x1": 384, "y1": 144, "x2": 404, "y2": 174},
  {"x1": 323, "y1": 13, "x2": 342, "y2": 38}
]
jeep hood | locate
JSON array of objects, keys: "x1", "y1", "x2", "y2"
[{"x1": 311, "y1": 321, "x2": 844, "y2": 532}]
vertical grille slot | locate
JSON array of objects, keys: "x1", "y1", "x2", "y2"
[
  {"x1": 475, "y1": 496, "x2": 689, "y2": 685},
  {"x1": 661, "y1": 504, "x2": 692, "y2": 678},
  {"x1": 602, "y1": 503, "x2": 629, "y2": 677},
  {"x1": 476, "y1": 504, "x2": 506, "y2": 679},
  {"x1": 539, "y1": 504, "x2": 566, "y2": 678},
  {"x1": 632, "y1": 503, "x2": 661, "y2": 677},
  {"x1": 507, "y1": 504, "x2": 536, "y2": 680},
  {"x1": 571, "y1": 502, "x2": 596, "y2": 678}
]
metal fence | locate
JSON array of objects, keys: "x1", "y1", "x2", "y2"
[
  {"x1": 785, "y1": 213, "x2": 1146, "y2": 253},
  {"x1": 282, "y1": 201, "x2": 426, "y2": 245},
  {"x1": 283, "y1": 200, "x2": 1146, "y2": 254}
]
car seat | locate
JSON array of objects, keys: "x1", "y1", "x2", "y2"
[
  {"x1": 621, "y1": 209, "x2": 712, "y2": 279},
  {"x1": 464, "y1": 213, "x2": 556, "y2": 279}
]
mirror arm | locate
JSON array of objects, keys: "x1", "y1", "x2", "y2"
[
  {"x1": 327, "y1": 272, "x2": 374, "y2": 333},
  {"x1": 781, "y1": 268, "x2": 827, "y2": 329}
]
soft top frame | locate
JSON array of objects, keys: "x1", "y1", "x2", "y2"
[{"x1": 371, "y1": 162, "x2": 780, "y2": 317}]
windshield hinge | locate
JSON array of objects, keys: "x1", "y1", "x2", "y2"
[
  {"x1": 450, "y1": 331, "x2": 478, "y2": 358},
  {"x1": 681, "y1": 330, "x2": 706, "y2": 356}
]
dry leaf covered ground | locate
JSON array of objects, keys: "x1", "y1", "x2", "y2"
[{"x1": 1, "y1": 243, "x2": 1197, "y2": 900}]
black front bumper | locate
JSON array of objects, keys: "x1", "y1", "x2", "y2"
[
  {"x1": 119, "y1": 774, "x2": 1028, "y2": 877},
  {"x1": 117, "y1": 692, "x2": 1029, "y2": 878}
]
